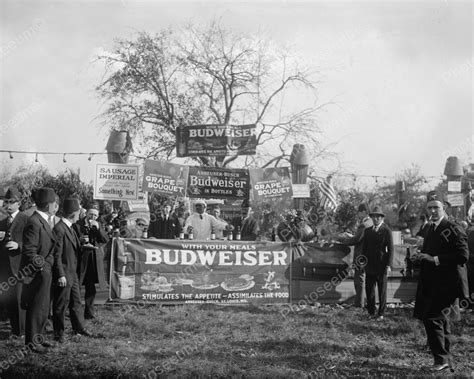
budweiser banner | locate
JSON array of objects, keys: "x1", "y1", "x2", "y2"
[
  {"x1": 176, "y1": 124, "x2": 257, "y2": 157},
  {"x1": 187, "y1": 166, "x2": 249, "y2": 199},
  {"x1": 249, "y1": 167, "x2": 293, "y2": 201},
  {"x1": 142, "y1": 160, "x2": 188, "y2": 196},
  {"x1": 110, "y1": 239, "x2": 291, "y2": 304}
]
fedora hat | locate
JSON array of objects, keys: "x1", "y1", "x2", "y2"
[
  {"x1": 63, "y1": 198, "x2": 80, "y2": 214},
  {"x1": 369, "y1": 206, "x2": 385, "y2": 217},
  {"x1": 4, "y1": 186, "x2": 21, "y2": 201}
]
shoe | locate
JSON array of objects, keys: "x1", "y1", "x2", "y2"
[
  {"x1": 367, "y1": 314, "x2": 376, "y2": 320},
  {"x1": 41, "y1": 341, "x2": 54, "y2": 348},
  {"x1": 432, "y1": 363, "x2": 449, "y2": 371},
  {"x1": 75, "y1": 329, "x2": 92, "y2": 337},
  {"x1": 84, "y1": 314, "x2": 95, "y2": 320},
  {"x1": 376, "y1": 315, "x2": 384, "y2": 321},
  {"x1": 31, "y1": 345, "x2": 47, "y2": 353}
]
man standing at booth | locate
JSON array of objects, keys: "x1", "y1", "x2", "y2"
[
  {"x1": 20, "y1": 187, "x2": 57, "y2": 352},
  {"x1": 362, "y1": 206, "x2": 393, "y2": 321},
  {"x1": 184, "y1": 200, "x2": 229, "y2": 240},
  {"x1": 231, "y1": 200, "x2": 258, "y2": 241},
  {"x1": 413, "y1": 191, "x2": 469, "y2": 372},
  {"x1": 0, "y1": 186, "x2": 28, "y2": 337},
  {"x1": 74, "y1": 205, "x2": 108, "y2": 320},
  {"x1": 335, "y1": 203, "x2": 373, "y2": 309}
]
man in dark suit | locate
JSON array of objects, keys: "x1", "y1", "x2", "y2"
[
  {"x1": 73, "y1": 205, "x2": 108, "y2": 319},
  {"x1": 52, "y1": 198, "x2": 92, "y2": 343},
  {"x1": 416, "y1": 214, "x2": 430, "y2": 239},
  {"x1": 413, "y1": 191, "x2": 469, "y2": 372},
  {"x1": 0, "y1": 186, "x2": 28, "y2": 337},
  {"x1": 361, "y1": 206, "x2": 393, "y2": 321},
  {"x1": 19, "y1": 187, "x2": 58, "y2": 352},
  {"x1": 335, "y1": 203, "x2": 373, "y2": 308},
  {"x1": 149, "y1": 202, "x2": 181, "y2": 239},
  {"x1": 231, "y1": 201, "x2": 258, "y2": 241}
]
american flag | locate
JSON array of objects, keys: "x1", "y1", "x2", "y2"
[{"x1": 319, "y1": 176, "x2": 338, "y2": 211}]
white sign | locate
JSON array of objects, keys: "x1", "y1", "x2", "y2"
[
  {"x1": 446, "y1": 193, "x2": 464, "y2": 207},
  {"x1": 291, "y1": 184, "x2": 310, "y2": 198},
  {"x1": 447, "y1": 181, "x2": 461, "y2": 192},
  {"x1": 94, "y1": 163, "x2": 139, "y2": 201}
]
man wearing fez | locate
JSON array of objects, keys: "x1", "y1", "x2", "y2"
[
  {"x1": 335, "y1": 203, "x2": 373, "y2": 309},
  {"x1": 0, "y1": 186, "x2": 28, "y2": 337},
  {"x1": 413, "y1": 191, "x2": 469, "y2": 371},
  {"x1": 73, "y1": 204, "x2": 108, "y2": 319},
  {"x1": 149, "y1": 202, "x2": 180, "y2": 239},
  {"x1": 20, "y1": 187, "x2": 58, "y2": 351},
  {"x1": 361, "y1": 206, "x2": 393, "y2": 321},
  {"x1": 184, "y1": 199, "x2": 229, "y2": 240},
  {"x1": 231, "y1": 200, "x2": 259, "y2": 241},
  {"x1": 52, "y1": 198, "x2": 92, "y2": 343}
]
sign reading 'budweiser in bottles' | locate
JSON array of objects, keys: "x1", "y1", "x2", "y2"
[{"x1": 176, "y1": 124, "x2": 257, "y2": 157}]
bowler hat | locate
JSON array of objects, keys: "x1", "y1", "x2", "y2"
[
  {"x1": 33, "y1": 187, "x2": 56, "y2": 204},
  {"x1": 4, "y1": 186, "x2": 21, "y2": 201},
  {"x1": 63, "y1": 198, "x2": 80, "y2": 214},
  {"x1": 369, "y1": 206, "x2": 385, "y2": 217}
]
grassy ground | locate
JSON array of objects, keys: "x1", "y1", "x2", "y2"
[{"x1": 0, "y1": 303, "x2": 472, "y2": 378}]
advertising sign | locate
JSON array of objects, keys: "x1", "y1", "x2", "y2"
[
  {"x1": 110, "y1": 239, "x2": 291, "y2": 304},
  {"x1": 176, "y1": 124, "x2": 257, "y2": 157},
  {"x1": 446, "y1": 193, "x2": 464, "y2": 207},
  {"x1": 187, "y1": 166, "x2": 249, "y2": 199},
  {"x1": 249, "y1": 167, "x2": 293, "y2": 201},
  {"x1": 94, "y1": 163, "x2": 139, "y2": 201},
  {"x1": 142, "y1": 160, "x2": 188, "y2": 196}
]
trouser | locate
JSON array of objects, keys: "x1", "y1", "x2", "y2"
[
  {"x1": 353, "y1": 267, "x2": 365, "y2": 308},
  {"x1": 7, "y1": 280, "x2": 25, "y2": 336},
  {"x1": 423, "y1": 318, "x2": 451, "y2": 365},
  {"x1": 84, "y1": 281, "x2": 96, "y2": 318},
  {"x1": 365, "y1": 272, "x2": 387, "y2": 316},
  {"x1": 23, "y1": 267, "x2": 52, "y2": 345},
  {"x1": 53, "y1": 274, "x2": 85, "y2": 336}
]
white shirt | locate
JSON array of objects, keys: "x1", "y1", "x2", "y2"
[
  {"x1": 432, "y1": 216, "x2": 444, "y2": 230},
  {"x1": 184, "y1": 213, "x2": 228, "y2": 240},
  {"x1": 61, "y1": 217, "x2": 73, "y2": 228},
  {"x1": 36, "y1": 210, "x2": 51, "y2": 224},
  {"x1": 8, "y1": 210, "x2": 19, "y2": 220}
]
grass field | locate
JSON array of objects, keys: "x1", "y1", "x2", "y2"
[{"x1": 0, "y1": 303, "x2": 472, "y2": 378}]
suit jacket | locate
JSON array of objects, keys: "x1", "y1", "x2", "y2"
[
  {"x1": 362, "y1": 223, "x2": 393, "y2": 275},
  {"x1": 20, "y1": 211, "x2": 56, "y2": 273},
  {"x1": 53, "y1": 220, "x2": 81, "y2": 284},
  {"x1": 0, "y1": 212, "x2": 29, "y2": 276},
  {"x1": 73, "y1": 218, "x2": 108, "y2": 289},
  {"x1": 231, "y1": 216, "x2": 258, "y2": 241},
  {"x1": 416, "y1": 222, "x2": 430, "y2": 239},
  {"x1": 339, "y1": 216, "x2": 373, "y2": 261},
  {"x1": 414, "y1": 217, "x2": 469, "y2": 320},
  {"x1": 149, "y1": 214, "x2": 181, "y2": 239}
]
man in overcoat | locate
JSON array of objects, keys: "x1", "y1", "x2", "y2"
[
  {"x1": 52, "y1": 198, "x2": 92, "y2": 342},
  {"x1": 73, "y1": 205, "x2": 108, "y2": 319},
  {"x1": 148, "y1": 202, "x2": 181, "y2": 239},
  {"x1": 19, "y1": 187, "x2": 58, "y2": 352},
  {"x1": 361, "y1": 205, "x2": 393, "y2": 320},
  {"x1": 413, "y1": 191, "x2": 469, "y2": 371},
  {"x1": 231, "y1": 200, "x2": 259, "y2": 241},
  {"x1": 0, "y1": 186, "x2": 28, "y2": 336}
]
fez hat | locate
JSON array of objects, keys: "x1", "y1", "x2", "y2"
[
  {"x1": 369, "y1": 206, "x2": 385, "y2": 217},
  {"x1": 4, "y1": 186, "x2": 21, "y2": 201},
  {"x1": 426, "y1": 190, "x2": 447, "y2": 204},
  {"x1": 33, "y1": 187, "x2": 56, "y2": 204},
  {"x1": 357, "y1": 203, "x2": 369, "y2": 213},
  {"x1": 63, "y1": 198, "x2": 80, "y2": 214}
]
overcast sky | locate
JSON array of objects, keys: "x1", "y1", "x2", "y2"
[{"x1": 0, "y1": 0, "x2": 472, "y2": 188}]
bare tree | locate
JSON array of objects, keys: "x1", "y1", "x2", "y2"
[{"x1": 96, "y1": 21, "x2": 333, "y2": 167}]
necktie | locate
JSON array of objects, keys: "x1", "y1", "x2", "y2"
[
  {"x1": 200, "y1": 215, "x2": 203, "y2": 220},
  {"x1": 6, "y1": 215, "x2": 13, "y2": 229}
]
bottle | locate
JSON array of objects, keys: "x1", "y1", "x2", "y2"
[
  {"x1": 271, "y1": 227, "x2": 276, "y2": 242},
  {"x1": 210, "y1": 229, "x2": 216, "y2": 240},
  {"x1": 188, "y1": 231, "x2": 194, "y2": 240},
  {"x1": 228, "y1": 232, "x2": 233, "y2": 241},
  {"x1": 236, "y1": 226, "x2": 241, "y2": 241},
  {"x1": 142, "y1": 229, "x2": 148, "y2": 239},
  {"x1": 179, "y1": 228, "x2": 185, "y2": 240}
]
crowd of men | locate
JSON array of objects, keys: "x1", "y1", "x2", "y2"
[
  {"x1": 0, "y1": 185, "x2": 471, "y2": 371},
  {"x1": 0, "y1": 186, "x2": 109, "y2": 352}
]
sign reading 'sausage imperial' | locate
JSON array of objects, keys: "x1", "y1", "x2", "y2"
[{"x1": 176, "y1": 124, "x2": 257, "y2": 157}]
